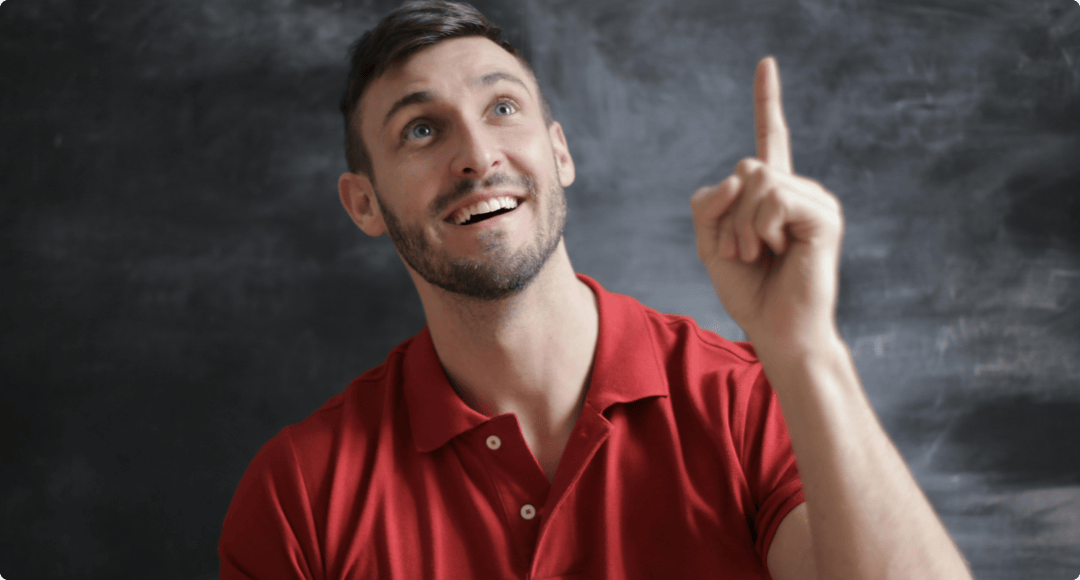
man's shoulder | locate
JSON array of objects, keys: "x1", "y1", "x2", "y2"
[
  {"x1": 585, "y1": 274, "x2": 759, "y2": 367},
  {"x1": 637, "y1": 306, "x2": 768, "y2": 420},
  {"x1": 279, "y1": 333, "x2": 417, "y2": 454},
  {"x1": 615, "y1": 291, "x2": 760, "y2": 369},
  {"x1": 227, "y1": 333, "x2": 421, "y2": 521}
]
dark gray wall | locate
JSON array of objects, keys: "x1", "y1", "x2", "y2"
[{"x1": 2, "y1": 0, "x2": 1078, "y2": 578}]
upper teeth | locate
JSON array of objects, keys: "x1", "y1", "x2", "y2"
[{"x1": 451, "y1": 196, "x2": 519, "y2": 225}]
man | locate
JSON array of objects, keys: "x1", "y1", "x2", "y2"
[{"x1": 220, "y1": 2, "x2": 974, "y2": 578}]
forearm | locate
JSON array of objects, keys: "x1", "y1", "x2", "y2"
[{"x1": 754, "y1": 331, "x2": 972, "y2": 580}]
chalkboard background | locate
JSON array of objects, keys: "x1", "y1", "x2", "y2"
[{"x1": 1, "y1": 0, "x2": 1078, "y2": 577}]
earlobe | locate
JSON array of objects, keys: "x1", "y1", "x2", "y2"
[
  {"x1": 338, "y1": 172, "x2": 386, "y2": 237},
  {"x1": 549, "y1": 121, "x2": 576, "y2": 188}
]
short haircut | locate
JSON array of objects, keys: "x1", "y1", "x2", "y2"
[{"x1": 339, "y1": 0, "x2": 553, "y2": 179}]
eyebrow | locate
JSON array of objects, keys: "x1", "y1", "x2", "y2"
[
  {"x1": 382, "y1": 90, "x2": 435, "y2": 130},
  {"x1": 475, "y1": 71, "x2": 531, "y2": 94},
  {"x1": 380, "y1": 71, "x2": 533, "y2": 130}
]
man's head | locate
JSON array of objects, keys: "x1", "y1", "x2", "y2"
[
  {"x1": 337, "y1": 1, "x2": 575, "y2": 301},
  {"x1": 340, "y1": 0, "x2": 552, "y2": 180}
]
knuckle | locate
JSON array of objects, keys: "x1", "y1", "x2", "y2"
[
  {"x1": 824, "y1": 202, "x2": 843, "y2": 229},
  {"x1": 824, "y1": 191, "x2": 842, "y2": 213},
  {"x1": 811, "y1": 180, "x2": 834, "y2": 200},
  {"x1": 716, "y1": 177, "x2": 735, "y2": 196}
]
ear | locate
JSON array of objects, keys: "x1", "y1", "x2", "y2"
[
  {"x1": 338, "y1": 172, "x2": 386, "y2": 237},
  {"x1": 548, "y1": 121, "x2": 575, "y2": 188}
]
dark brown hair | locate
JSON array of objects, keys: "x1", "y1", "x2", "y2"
[{"x1": 339, "y1": 0, "x2": 552, "y2": 178}]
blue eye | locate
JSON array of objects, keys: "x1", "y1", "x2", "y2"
[
  {"x1": 493, "y1": 102, "x2": 516, "y2": 116},
  {"x1": 406, "y1": 123, "x2": 434, "y2": 140}
]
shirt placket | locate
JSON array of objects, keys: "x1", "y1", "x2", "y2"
[{"x1": 469, "y1": 413, "x2": 553, "y2": 574}]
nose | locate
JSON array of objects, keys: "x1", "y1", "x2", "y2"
[{"x1": 450, "y1": 120, "x2": 500, "y2": 180}]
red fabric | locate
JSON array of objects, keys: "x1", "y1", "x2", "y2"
[{"x1": 220, "y1": 274, "x2": 804, "y2": 580}]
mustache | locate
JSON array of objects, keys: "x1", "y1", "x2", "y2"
[{"x1": 429, "y1": 173, "x2": 536, "y2": 218}]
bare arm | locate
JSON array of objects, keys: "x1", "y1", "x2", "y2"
[
  {"x1": 762, "y1": 334, "x2": 971, "y2": 579},
  {"x1": 691, "y1": 57, "x2": 972, "y2": 580}
]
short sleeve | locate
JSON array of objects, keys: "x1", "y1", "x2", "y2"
[
  {"x1": 736, "y1": 366, "x2": 805, "y2": 564},
  {"x1": 219, "y1": 428, "x2": 322, "y2": 580}
]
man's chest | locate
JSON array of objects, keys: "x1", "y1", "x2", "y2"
[{"x1": 313, "y1": 406, "x2": 769, "y2": 580}]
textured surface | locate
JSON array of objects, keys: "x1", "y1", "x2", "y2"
[{"x1": 1, "y1": 0, "x2": 1078, "y2": 578}]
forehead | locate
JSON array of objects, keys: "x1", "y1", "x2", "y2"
[{"x1": 359, "y1": 37, "x2": 534, "y2": 131}]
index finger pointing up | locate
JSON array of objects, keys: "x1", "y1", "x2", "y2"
[{"x1": 754, "y1": 56, "x2": 793, "y2": 174}]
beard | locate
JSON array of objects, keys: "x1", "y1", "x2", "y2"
[{"x1": 374, "y1": 170, "x2": 567, "y2": 301}]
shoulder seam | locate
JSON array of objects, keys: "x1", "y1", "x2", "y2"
[{"x1": 649, "y1": 309, "x2": 758, "y2": 364}]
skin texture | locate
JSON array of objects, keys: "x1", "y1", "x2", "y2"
[{"x1": 692, "y1": 58, "x2": 974, "y2": 580}]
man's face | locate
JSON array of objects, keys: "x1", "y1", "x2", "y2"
[{"x1": 355, "y1": 36, "x2": 575, "y2": 300}]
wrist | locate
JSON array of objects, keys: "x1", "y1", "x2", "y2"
[
  {"x1": 750, "y1": 325, "x2": 854, "y2": 391},
  {"x1": 746, "y1": 318, "x2": 843, "y2": 361}
]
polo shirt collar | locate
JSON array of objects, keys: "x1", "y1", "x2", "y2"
[{"x1": 403, "y1": 273, "x2": 669, "y2": 453}]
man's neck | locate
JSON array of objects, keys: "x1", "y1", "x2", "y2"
[{"x1": 411, "y1": 242, "x2": 599, "y2": 477}]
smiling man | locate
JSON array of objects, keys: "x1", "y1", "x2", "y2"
[
  {"x1": 219, "y1": 2, "x2": 974, "y2": 579},
  {"x1": 355, "y1": 58, "x2": 571, "y2": 302}
]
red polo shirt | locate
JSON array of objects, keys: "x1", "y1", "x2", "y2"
[{"x1": 220, "y1": 274, "x2": 803, "y2": 579}]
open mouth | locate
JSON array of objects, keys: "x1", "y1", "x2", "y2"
[
  {"x1": 449, "y1": 196, "x2": 520, "y2": 226},
  {"x1": 462, "y1": 207, "x2": 514, "y2": 225}
]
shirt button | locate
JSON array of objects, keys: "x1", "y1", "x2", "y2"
[
  {"x1": 520, "y1": 504, "x2": 536, "y2": 520},
  {"x1": 486, "y1": 435, "x2": 502, "y2": 450}
]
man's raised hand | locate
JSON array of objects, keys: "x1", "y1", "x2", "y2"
[
  {"x1": 692, "y1": 59, "x2": 978, "y2": 580},
  {"x1": 690, "y1": 57, "x2": 844, "y2": 354}
]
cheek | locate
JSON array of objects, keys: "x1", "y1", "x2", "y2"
[
  {"x1": 502, "y1": 128, "x2": 552, "y2": 173},
  {"x1": 398, "y1": 148, "x2": 442, "y2": 178},
  {"x1": 388, "y1": 154, "x2": 443, "y2": 200},
  {"x1": 374, "y1": 177, "x2": 425, "y2": 224}
]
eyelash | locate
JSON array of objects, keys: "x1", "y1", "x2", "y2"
[{"x1": 399, "y1": 98, "x2": 520, "y2": 143}]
